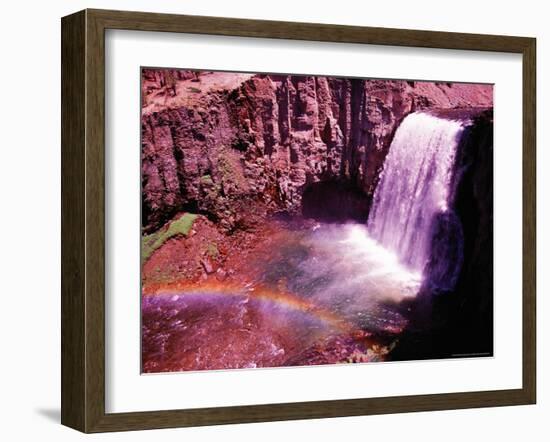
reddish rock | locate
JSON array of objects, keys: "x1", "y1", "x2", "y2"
[{"x1": 141, "y1": 71, "x2": 493, "y2": 232}]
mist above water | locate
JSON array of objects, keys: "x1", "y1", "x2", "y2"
[{"x1": 261, "y1": 222, "x2": 421, "y2": 333}]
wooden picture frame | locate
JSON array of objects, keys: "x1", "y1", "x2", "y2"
[{"x1": 61, "y1": 8, "x2": 536, "y2": 433}]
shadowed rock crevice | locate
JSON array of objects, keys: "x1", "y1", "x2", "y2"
[{"x1": 301, "y1": 180, "x2": 369, "y2": 223}]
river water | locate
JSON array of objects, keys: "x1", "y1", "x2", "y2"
[{"x1": 142, "y1": 223, "x2": 422, "y2": 372}]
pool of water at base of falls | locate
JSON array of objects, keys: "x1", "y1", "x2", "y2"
[{"x1": 141, "y1": 222, "x2": 422, "y2": 373}]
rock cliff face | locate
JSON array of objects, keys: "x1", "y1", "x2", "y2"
[
  {"x1": 450, "y1": 110, "x2": 494, "y2": 355},
  {"x1": 141, "y1": 70, "x2": 493, "y2": 232}
]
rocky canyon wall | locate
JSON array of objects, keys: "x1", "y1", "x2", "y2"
[{"x1": 141, "y1": 70, "x2": 493, "y2": 232}]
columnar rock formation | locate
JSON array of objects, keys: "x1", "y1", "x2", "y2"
[{"x1": 141, "y1": 70, "x2": 493, "y2": 232}]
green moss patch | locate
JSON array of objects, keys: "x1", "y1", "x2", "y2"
[
  {"x1": 206, "y1": 243, "x2": 219, "y2": 259},
  {"x1": 142, "y1": 213, "x2": 197, "y2": 263}
]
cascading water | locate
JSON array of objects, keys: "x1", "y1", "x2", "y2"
[{"x1": 367, "y1": 112, "x2": 465, "y2": 288}]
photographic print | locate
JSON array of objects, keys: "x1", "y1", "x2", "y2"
[{"x1": 140, "y1": 69, "x2": 494, "y2": 374}]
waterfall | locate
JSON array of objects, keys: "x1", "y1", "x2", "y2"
[{"x1": 367, "y1": 112, "x2": 465, "y2": 284}]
